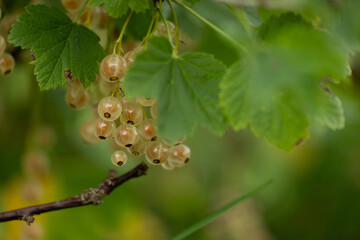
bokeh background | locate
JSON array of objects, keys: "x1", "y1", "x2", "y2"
[{"x1": 1, "y1": 0, "x2": 360, "y2": 239}]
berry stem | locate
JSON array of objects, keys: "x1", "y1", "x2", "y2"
[
  {"x1": 113, "y1": 10, "x2": 134, "y2": 55},
  {"x1": 75, "y1": 0, "x2": 90, "y2": 24},
  {"x1": 140, "y1": 10, "x2": 159, "y2": 49},
  {"x1": 158, "y1": 4, "x2": 174, "y2": 48},
  {"x1": 166, "y1": 0, "x2": 181, "y2": 55},
  {"x1": 172, "y1": 0, "x2": 248, "y2": 54}
]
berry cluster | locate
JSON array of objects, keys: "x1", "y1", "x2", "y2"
[
  {"x1": 0, "y1": 8, "x2": 15, "y2": 76},
  {"x1": 61, "y1": 1, "x2": 191, "y2": 170}
]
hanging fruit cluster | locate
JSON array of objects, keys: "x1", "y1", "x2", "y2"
[
  {"x1": 62, "y1": 0, "x2": 191, "y2": 170},
  {"x1": 0, "y1": 8, "x2": 15, "y2": 76}
]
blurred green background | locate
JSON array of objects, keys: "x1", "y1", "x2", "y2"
[{"x1": 1, "y1": 0, "x2": 360, "y2": 239}]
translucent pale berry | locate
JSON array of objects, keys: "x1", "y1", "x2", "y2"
[
  {"x1": 0, "y1": 53, "x2": 14, "y2": 76},
  {"x1": 22, "y1": 151, "x2": 50, "y2": 178},
  {"x1": 98, "y1": 76, "x2": 116, "y2": 96},
  {"x1": 123, "y1": 102, "x2": 143, "y2": 125},
  {"x1": 93, "y1": 118, "x2": 115, "y2": 140},
  {"x1": 150, "y1": 103, "x2": 157, "y2": 119},
  {"x1": 65, "y1": 83, "x2": 90, "y2": 109},
  {"x1": 168, "y1": 144, "x2": 191, "y2": 167},
  {"x1": 138, "y1": 119, "x2": 157, "y2": 142},
  {"x1": 137, "y1": 97, "x2": 156, "y2": 107},
  {"x1": 100, "y1": 54, "x2": 127, "y2": 82},
  {"x1": 111, "y1": 150, "x2": 128, "y2": 166},
  {"x1": 0, "y1": 35, "x2": 6, "y2": 54},
  {"x1": 124, "y1": 47, "x2": 143, "y2": 66},
  {"x1": 97, "y1": 96, "x2": 122, "y2": 121},
  {"x1": 61, "y1": 0, "x2": 84, "y2": 13},
  {"x1": 80, "y1": 120, "x2": 99, "y2": 144},
  {"x1": 145, "y1": 141, "x2": 169, "y2": 165},
  {"x1": 127, "y1": 140, "x2": 146, "y2": 156},
  {"x1": 114, "y1": 124, "x2": 139, "y2": 148},
  {"x1": 155, "y1": 21, "x2": 175, "y2": 37},
  {"x1": 162, "y1": 160, "x2": 175, "y2": 171},
  {"x1": 21, "y1": 180, "x2": 43, "y2": 202},
  {"x1": 120, "y1": 97, "x2": 132, "y2": 107}
]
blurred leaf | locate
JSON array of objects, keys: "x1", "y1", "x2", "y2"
[
  {"x1": 124, "y1": 37, "x2": 227, "y2": 143},
  {"x1": 220, "y1": 13, "x2": 348, "y2": 150},
  {"x1": 171, "y1": 179, "x2": 274, "y2": 240}
]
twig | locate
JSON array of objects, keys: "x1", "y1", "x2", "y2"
[{"x1": 0, "y1": 162, "x2": 148, "y2": 225}]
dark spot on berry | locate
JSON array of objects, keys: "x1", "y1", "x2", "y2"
[
  {"x1": 117, "y1": 161, "x2": 123, "y2": 166},
  {"x1": 153, "y1": 159, "x2": 160, "y2": 164},
  {"x1": 127, "y1": 120, "x2": 134, "y2": 125},
  {"x1": 4, "y1": 70, "x2": 11, "y2": 75},
  {"x1": 69, "y1": 103, "x2": 76, "y2": 108},
  {"x1": 125, "y1": 144, "x2": 132, "y2": 147},
  {"x1": 175, "y1": 143, "x2": 181, "y2": 146},
  {"x1": 151, "y1": 136, "x2": 157, "y2": 141},
  {"x1": 185, "y1": 158, "x2": 190, "y2": 164},
  {"x1": 104, "y1": 112, "x2": 111, "y2": 118},
  {"x1": 132, "y1": 151, "x2": 139, "y2": 155},
  {"x1": 99, "y1": 136, "x2": 106, "y2": 140},
  {"x1": 110, "y1": 77, "x2": 119, "y2": 81}
]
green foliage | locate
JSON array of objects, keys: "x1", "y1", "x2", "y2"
[
  {"x1": 220, "y1": 13, "x2": 348, "y2": 150},
  {"x1": 91, "y1": 0, "x2": 151, "y2": 17},
  {"x1": 124, "y1": 37, "x2": 227, "y2": 143},
  {"x1": 8, "y1": 5, "x2": 104, "y2": 89}
]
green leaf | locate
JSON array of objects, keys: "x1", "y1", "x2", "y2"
[
  {"x1": 91, "y1": 0, "x2": 151, "y2": 18},
  {"x1": 8, "y1": 5, "x2": 104, "y2": 90},
  {"x1": 220, "y1": 13, "x2": 348, "y2": 150},
  {"x1": 124, "y1": 37, "x2": 227, "y2": 143},
  {"x1": 170, "y1": 179, "x2": 274, "y2": 240}
]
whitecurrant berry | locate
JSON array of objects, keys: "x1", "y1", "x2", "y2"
[
  {"x1": 127, "y1": 140, "x2": 146, "y2": 156},
  {"x1": 65, "y1": 83, "x2": 90, "y2": 109},
  {"x1": 0, "y1": 35, "x2": 6, "y2": 54},
  {"x1": 162, "y1": 160, "x2": 175, "y2": 171},
  {"x1": 155, "y1": 21, "x2": 175, "y2": 37},
  {"x1": 138, "y1": 119, "x2": 157, "y2": 142},
  {"x1": 0, "y1": 53, "x2": 15, "y2": 76},
  {"x1": 111, "y1": 150, "x2": 128, "y2": 166},
  {"x1": 97, "y1": 96, "x2": 122, "y2": 121},
  {"x1": 98, "y1": 76, "x2": 117, "y2": 96},
  {"x1": 61, "y1": 0, "x2": 85, "y2": 13},
  {"x1": 100, "y1": 54, "x2": 127, "y2": 82},
  {"x1": 114, "y1": 124, "x2": 139, "y2": 148},
  {"x1": 122, "y1": 102, "x2": 143, "y2": 125},
  {"x1": 137, "y1": 97, "x2": 156, "y2": 107},
  {"x1": 80, "y1": 120, "x2": 99, "y2": 144},
  {"x1": 93, "y1": 118, "x2": 115, "y2": 140},
  {"x1": 168, "y1": 144, "x2": 191, "y2": 167},
  {"x1": 145, "y1": 141, "x2": 169, "y2": 165},
  {"x1": 124, "y1": 47, "x2": 143, "y2": 66}
]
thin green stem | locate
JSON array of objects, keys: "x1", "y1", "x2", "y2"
[
  {"x1": 167, "y1": 0, "x2": 180, "y2": 54},
  {"x1": 139, "y1": 10, "x2": 158, "y2": 49},
  {"x1": 113, "y1": 11, "x2": 134, "y2": 55},
  {"x1": 75, "y1": 0, "x2": 90, "y2": 23},
  {"x1": 171, "y1": 179, "x2": 274, "y2": 240},
  {"x1": 173, "y1": 0, "x2": 248, "y2": 54},
  {"x1": 158, "y1": 5, "x2": 174, "y2": 47}
]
